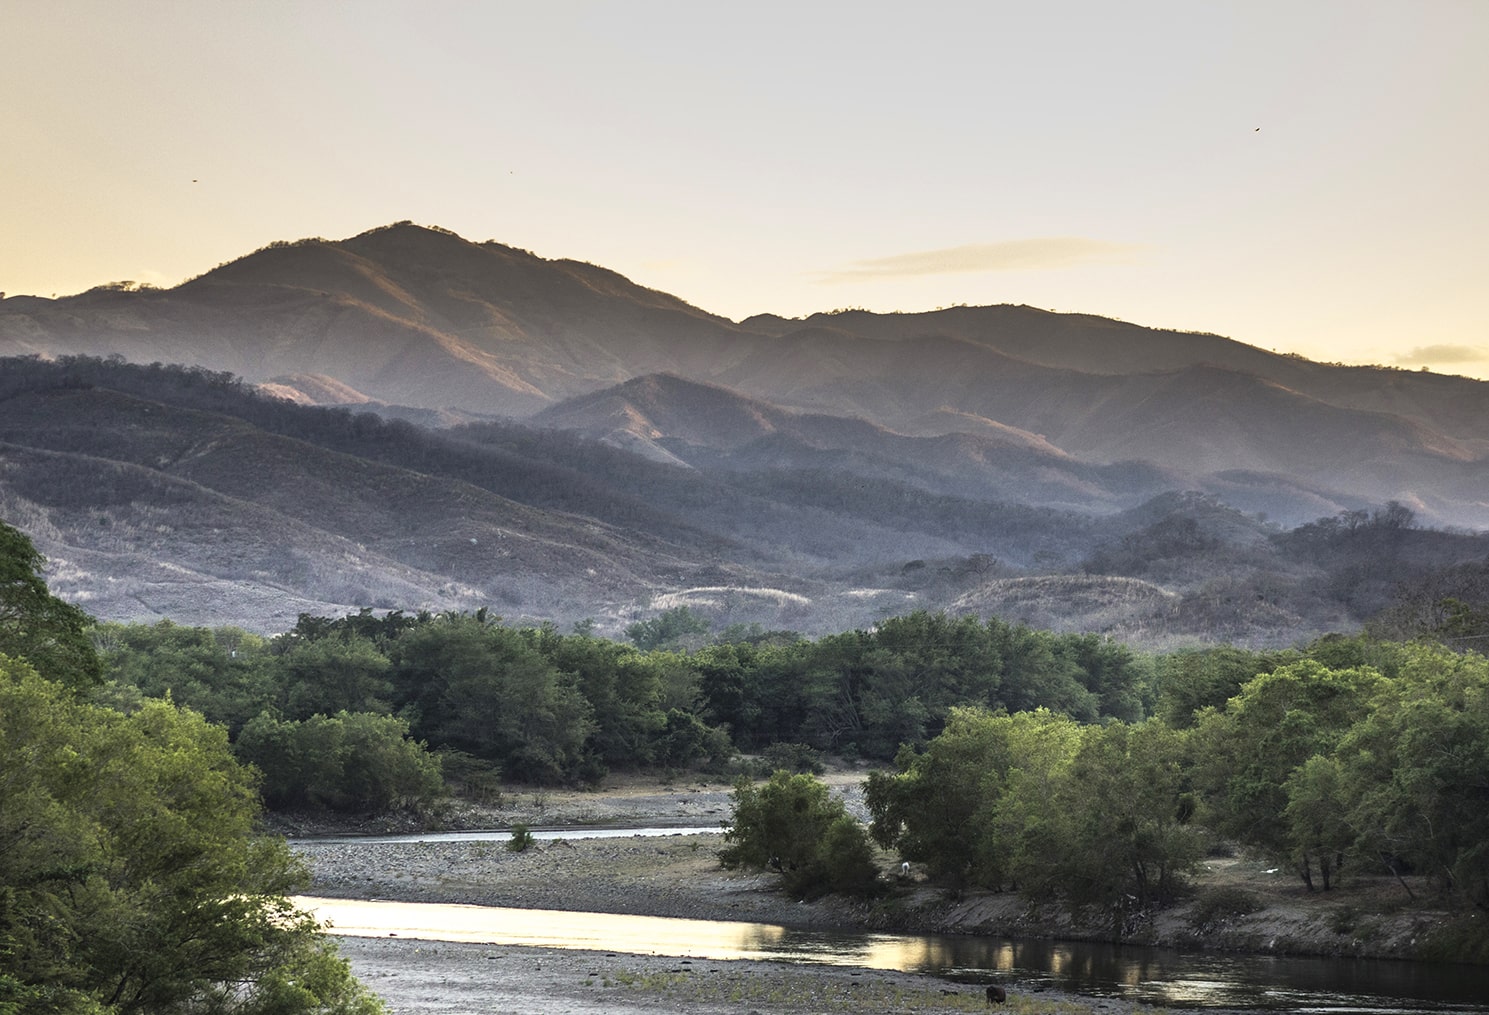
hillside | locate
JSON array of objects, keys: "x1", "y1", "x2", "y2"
[
  {"x1": 3, "y1": 356, "x2": 1488, "y2": 647},
  {"x1": 3, "y1": 222, "x2": 1485, "y2": 530}
]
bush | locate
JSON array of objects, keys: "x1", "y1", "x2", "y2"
[
  {"x1": 1187, "y1": 886, "x2": 1265, "y2": 933},
  {"x1": 507, "y1": 822, "x2": 535, "y2": 853},
  {"x1": 720, "y1": 771, "x2": 880, "y2": 899},
  {"x1": 236, "y1": 710, "x2": 444, "y2": 815},
  {"x1": 762, "y1": 742, "x2": 825, "y2": 774}
]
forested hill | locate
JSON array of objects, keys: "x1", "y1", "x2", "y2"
[{"x1": 4, "y1": 354, "x2": 1489, "y2": 646}]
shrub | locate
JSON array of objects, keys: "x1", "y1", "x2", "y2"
[
  {"x1": 721, "y1": 771, "x2": 880, "y2": 899},
  {"x1": 507, "y1": 822, "x2": 535, "y2": 853},
  {"x1": 762, "y1": 742, "x2": 825, "y2": 774},
  {"x1": 1187, "y1": 886, "x2": 1265, "y2": 933}
]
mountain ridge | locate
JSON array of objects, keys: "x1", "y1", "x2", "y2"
[
  {"x1": 2, "y1": 222, "x2": 1488, "y2": 644},
  {"x1": 4, "y1": 355, "x2": 1487, "y2": 647}
]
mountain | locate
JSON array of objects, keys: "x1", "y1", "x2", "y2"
[
  {"x1": 4, "y1": 222, "x2": 1485, "y2": 529},
  {"x1": 4, "y1": 356, "x2": 1487, "y2": 649},
  {"x1": 2, "y1": 222, "x2": 1488, "y2": 644}
]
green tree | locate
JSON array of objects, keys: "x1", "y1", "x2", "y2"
[
  {"x1": 0, "y1": 520, "x2": 102, "y2": 688},
  {"x1": 528, "y1": 626, "x2": 665, "y2": 770},
  {"x1": 625, "y1": 606, "x2": 711, "y2": 651},
  {"x1": 866, "y1": 707, "x2": 1082, "y2": 890},
  {"x1": 1037, "y1": 721, "x2": 1202, "y2": 922},
  {"x1": 1153, "y1": 645, "x2": 1293, "y2": 728},
  {"x1": 275, "y1": 634, "x2": 394, "y2": 720},
  {"x1": 0, "y1": 658, "x2": 381, "y2": 1014},
  {"x1": 236, "y1": 711, "x2": 444, "y2": 815},
  {"x1": 1337, "y1": 644, "x2": 1489, "y2": 907},
  {"x1": 97, "y1": 620, "x2": 276, "y2": 735},
  {"x1": 721, "y1": 771, "x2": 880, "y2": 899},
  {"x1": 391, "y1": 615, "x2": 593, "y2": 782},
  {"x1": 1283, "y1": 754, "x2": 1353, "y2": 891},
  {"x1": 1195, "y1": 659, "x2": 1383, "y2": 889},
  {"x1": 1057, "y1": 634, "x2": 1152, "y2": 722}
]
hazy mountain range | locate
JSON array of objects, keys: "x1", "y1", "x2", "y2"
[{"x1": 2, "y1": 222, "x2": 1486, "y2": 646}]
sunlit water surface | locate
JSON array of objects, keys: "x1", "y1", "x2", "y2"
[{"x1": 298, "y1": 897, "x2": 1489, "y2": 1012}]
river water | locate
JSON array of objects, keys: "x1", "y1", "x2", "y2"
[{"x1": 296, "y1": 828, "x2": 1489, "y2": 1012}]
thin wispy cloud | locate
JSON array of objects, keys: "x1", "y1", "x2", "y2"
[
  {"x1": 1395, "y1": 344, "x2": 1488, "y2": 365},
  {"x1": 815, "y1": 238, "x2": 1140, "y2": 283}
]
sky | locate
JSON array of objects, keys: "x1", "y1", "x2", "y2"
[{"x1": 3, "y1": 1, "x2": 1487, "y2": 377}]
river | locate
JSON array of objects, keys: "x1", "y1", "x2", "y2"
[{"x1": 296, "y1": 827, "x2": 1489, "y2": 1012}]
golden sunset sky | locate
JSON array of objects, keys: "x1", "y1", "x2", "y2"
[{"x1": 4, "y1": 1, "x2": 1486, "y2": 376}]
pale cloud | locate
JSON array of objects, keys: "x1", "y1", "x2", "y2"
[
  {"x1": 814, "y1": 238, "x2": 1140, "y2": 283},
  {"x1": 1395, "y1": 344, "x2": 1488, "y2": 365}
]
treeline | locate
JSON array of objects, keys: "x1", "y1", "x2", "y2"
[
  {"x1": 865, "y1": 638, "x2": 1489, "y2": 947},
  {"x1": 94, "y1": 607, "x2": 1156, "y2": 807}
]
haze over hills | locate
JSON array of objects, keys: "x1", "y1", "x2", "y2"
[{"x1": 2, "y1": 222, "x2": 1487, "y2": 645}]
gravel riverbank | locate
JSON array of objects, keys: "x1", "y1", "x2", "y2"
[{"x1": 287, "y1": 775, "x2": 1470, "y2": 1014}]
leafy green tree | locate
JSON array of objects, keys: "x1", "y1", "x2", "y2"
[
  {"x1": 1283, "y1": 754, "x2": 1353, "y2": 890},
  {"x1": 1057, "y1": 634, "x2": 1152, "y2": 722},
  {"x1": 0, "y1": 658, "x2": 380, "y2": 1014},
  {"x1": 1195, "y1": 659, "x2": 1383, "y2": 889},
  {"x1": 1036, "y1": 721, "x2": 1202, "y2": 921},
  {"x1": 1337, "y1": 644, "x2": 1489, "y2": 907},
  {"x1": 391, "y1": 614, "x2": 593, "y2": 782},
  {"x1": 625, "y1": 606, "x2": 711, "y2": 651},
  {"x1": 866, "y1": 707, "x2": 1082, "y2": 890},
  {"x1": 721, "y1": 771, "x2": 880, "y2": 899},
  {"x1": 1153, "y1": 645, "x2": 1293, "y2": 728},
  {"x1": 97, "y1": 620, "x2": 276, "y2": 735},
  {"x1": 275, "y1": 634, "x2": 394, "y2": 720},
  {"x1": 0, "y1": 520, "x2": 102, "y2": 688},
  {"x1": 528, "y1": 626, "x2": 665, "y2": 770},
  {"x1": 236, "y1": 711, "x2": 444, "y2": 815},
  {"x1": 987, "y1": 620, "x2": 1097, "y2": 720}
]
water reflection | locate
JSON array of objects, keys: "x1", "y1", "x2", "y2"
[{"x1": 297, "y1": 898, "x2": 1488, "y2": 1012}]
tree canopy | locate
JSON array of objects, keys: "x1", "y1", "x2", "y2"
[
  {"x1": 0, "y1": 520, "x2": 101, "y2": 688},
  {"x1": 0, "y1": 657, "x2": 381, "y2": 1014}
]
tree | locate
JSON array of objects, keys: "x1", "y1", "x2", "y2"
[
  {"x1": 0, "y1": 520, "x2": 102, "y2": 688},
  {"x1": 275, "y1": 634, "x2": 394, "y2": 720},
  {"x1": 391, "y1": 615, "x2": 593, "y2": 782},
  {"x1": 1039, "y1": 721, "x2": 1202, "y2": 921},
  {"x1": 1195, "y1": 659, "x2": 1383, "y2": 889},
  {"x1": 1153, "y1": 646, "x2": 1293, "y2": 728},
  {"x1": 625, "y1": 606, "x2": 711, "y2": 651},
  {"x1": 865, "y1": 707, "x2": 1082, "y2": 890},
  {"x1": 236, "y1": 711, "x2": 444, "y2": 815},
  {"x1": 97, "y1": 620, "x2": 276, "y2": 735},
  {"x1": 0, "y1": 658, "x2": 381, "y2": 1014},
  {"x1": 1338, "y1": 644, "x2": 1489, "y2": 908},
  {"x1": 721, "y1": 771, "x2": 880, "y2": 899}
]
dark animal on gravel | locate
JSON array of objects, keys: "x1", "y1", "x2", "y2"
[{"x1": 986, "y1": 983, "x2": 1007, "y2": 1004}]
